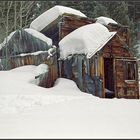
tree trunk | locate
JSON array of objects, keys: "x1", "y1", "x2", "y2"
[
  {"x1": 14, "y1": 1, "x2": 17, "y2": 30},
  {"x1": 20, "y1": 1, "x2": 23, "y2": 29},
  {"x1": 5, "y1": 1, "x2": 13, "y2": 69}
]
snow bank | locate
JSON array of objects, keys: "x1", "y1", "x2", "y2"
[
  {"x1": 59, "y1": 23, "x2": 116, "y2": 59},
  {"x1": 0, "y1": 65, "x2": 140, "y2": 138},
  {"x1": 24, "y1": 28, "x2": 52, "y2": 46},
  {"x1": 0, "y1": 66, "x2": 86, "y2": 113},
  {"x1": 96, "y1": 16, "x2": 118, "y2": 26},
  {"x1": 10, "y1": 65, "x2": 37, "y2": 73},
  {"x1": 35, "y1": 64, "x2": 49, "y2": 76},
  {"x1": 30, "y1": 5, "x2": 87, "y2": 31}
]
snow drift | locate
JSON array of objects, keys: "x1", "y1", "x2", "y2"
[{"x1": 0, "y1": 65, "x2": 140, "y2": 139}]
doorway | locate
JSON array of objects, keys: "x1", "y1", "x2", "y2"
[{"x1": 104, "y1": 58, "x2": 115, "y2": 98}]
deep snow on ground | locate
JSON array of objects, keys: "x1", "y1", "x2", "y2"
[{"x1": 0, "y1": 65, "x2": 140, "y2": 139}]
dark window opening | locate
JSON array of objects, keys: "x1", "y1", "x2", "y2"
[
  {"x1": 104, "y1": 58, "x2": 115, "y2": 98},
  {"x1": 125, "y1": 61, "x2": 136, "y2": 80}
]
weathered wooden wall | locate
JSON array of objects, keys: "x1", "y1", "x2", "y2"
[
  {"x1": 108, "y1": 23, "x2": 130, "y2": 47},
  {"x1": 115, "y1": 59, "x2": 139, "y2": 99},
  {"x1": 101, "y1": 37, "x2": 139, "y2": 99},
  {"x1": 102, "y1": 36, "x2": 132, "y2": 58},
  {"x1": 0, "y1": 52, "x2": 58, "y2": 88},
  {"x1": 60, "y1": 14, "x2": 95, "y2": 39},
  {"x1": 0, "y1": 29, "x2": 51, "y2": 57}
]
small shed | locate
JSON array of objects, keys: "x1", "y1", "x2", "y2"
[
  {"x1": 0, "y1": 28, "x2": 58, "y2": 88},
  {"x1": 59, "y1": 23, "x2": 139, "y2": 99}
]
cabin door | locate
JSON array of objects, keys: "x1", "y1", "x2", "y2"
[
  {"x1": 114, "y1": 59, "x2": 139, "y2": 99},
  {"x1": 104, "y1": 58, "x2": 115, "y2": 98}
]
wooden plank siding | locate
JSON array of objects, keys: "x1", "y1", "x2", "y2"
[
  {"x1": 108, "y1": 23, "x2": 130, "y2": 47},
  {"x1": 1, "y1": 53, "x2": 58, "y2": 88},
  {"x1": 101, "y1": 37, "x2": 139, "y2": 99},
  {"x1": 60, "y1": 14, "x2": 95, "y2": 39},
  {"x1": 114, "y1": 59, "x2": 139, "y2": 99}
]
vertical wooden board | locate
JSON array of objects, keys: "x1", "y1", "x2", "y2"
[
  {"x1": 100, "y1": 56, "x2": 105, "y2": 98},
  {"x1": 113, "y1": 59, "x2": 117, "y2": 97},
  {"x1": 90, "y1": 62, "x2": 95, "y2": 78},
  {"x1": 115, "y1": 59, "x2": 124, "y2": 98},
  {"x1": 136, "y1": 61, "x2": 139, "y2": 99}
]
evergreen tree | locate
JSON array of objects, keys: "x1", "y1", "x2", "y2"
[{"x1": 99, "y1": 1, "x2": 138, "y2": 58}]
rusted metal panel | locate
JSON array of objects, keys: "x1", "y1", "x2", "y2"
[{"x1": 60, "y1": 54, "x2": 103, "y2": 97}]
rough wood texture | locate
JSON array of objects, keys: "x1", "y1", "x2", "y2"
[
  {"x1": 60, "y1": 14, "x2": 95, "y2": 39},
  {"x1": 108, "y1": 23, "x2": 130, "y2": 47},
  {"x1": 1, "y1": 53, "x2": 58, "y2": 88},
  {"x1": 115, "y1": 59, "x2": 139, "y2": 99}
]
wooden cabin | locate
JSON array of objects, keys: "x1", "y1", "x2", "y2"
[
  {"x1": 101, "y1": 21, "x2": 139, "y2": 98},
  {"x1": 58, "y1": 23, "x2": 139, "y2": 99},
  {"x1": 30, "y1": 6, "x2": 139, "y2": 99},
  {"x1": 0, "y1": 29, "x2": 58, "y2": 88}
]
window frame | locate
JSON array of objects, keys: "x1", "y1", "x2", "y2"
[{"x1": 124, "y1": 60, "x2": 137, "y2": 82}]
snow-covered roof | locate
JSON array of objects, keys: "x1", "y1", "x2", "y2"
[
  {"x1": 96, "y1": 16, "x2": 118, "y2": 26},
  {"x1": 0, "y1": 29, "x2": 52, "y2": 50},
  {"x1": 59, "y1": 23, "x2": 116, "y2": 59},
  {"x1": 24, "y1": 28, "x2": 52, "y2": 46},
  {"x1": 30, "y1": 5, "x2": 87, "y2": 32}
]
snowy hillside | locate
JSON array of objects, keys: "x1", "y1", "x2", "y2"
[{"x1": 0, "y1": 65, "x2": 140, "y2": 138}]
